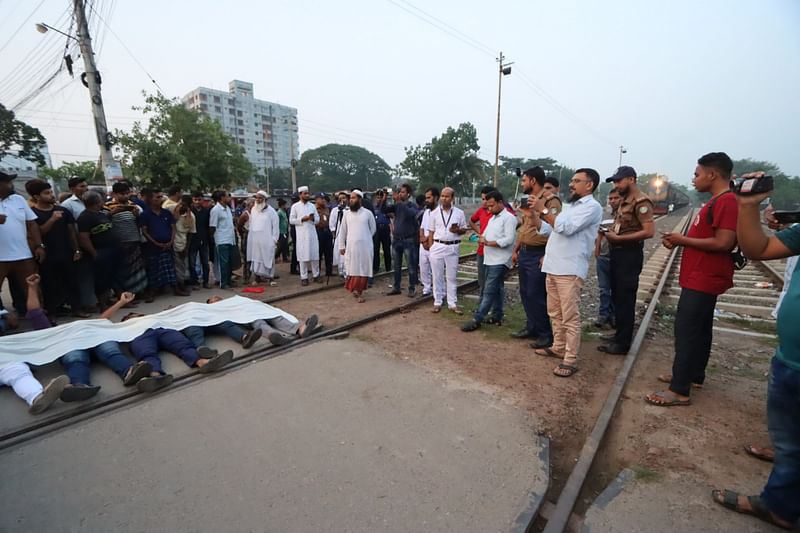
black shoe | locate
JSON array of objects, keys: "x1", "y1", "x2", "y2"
[
  {"x1": 461, "y1": 319, "x2": 480, "y2": 332},
  {"x1": 268, "y1": 332, "x2": 293, "y2": 346},
  {"x1": 123, "y1": 361, "x2": 153, "y2": 386},
  {"x1": 531, "y1": 336, "x2": 554, "y2": 349},
  {"x1": 593, "y1": 318, "x2": 611, "y2": 329},
  {"x1": 510, "y1": 328, "x2": 533, "y2": 339},
  {"x1": 60, "y1": 383, "x2": 101, "y2": 402},
  {"x1": 600, "y1": 334, "x2": 617, "y2": 342},
  {"x1": 197, "y1": 346, "x2": 218, "y2": 359},
  {"x1": 198, "y1": 350, "x2": 234, "y2": 373},
  {"x1": 484, "y1": 317, "x2": 502, "y2": 326},
  {"x1": 301, "y1": 279, "x2": 309, "y2": 286},
  {"x1": 313, "y1": 276, "x2": 323, "y2": 284},
  {"x1": 387, "y1": 289, "x2": 402, "y2": 295},
  {"x1": 597, "y1": 343, "x2": 629, "y2": 355},
  {"x1": 137, "y1": 373, "x2": 173, "y2": 393},
  {"x1": 241, "y1": 328, "x2": 262, "y2": 349},
  {"x1": 407, "y1": 287, "x2": 416, "y2": 298},
  {"x1": 300, "y1": 314, "x2": 319, "y2": 338}
]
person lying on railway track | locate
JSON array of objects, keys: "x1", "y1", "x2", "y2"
[
  {"x1": 646, "y1": 152, "x2": 738, "y2": 407},
  {"x1": 536, "y1": 169, "x2": 603, "y2": 378},
  {"x1": 0, "y1": 275, "x2": 69, "y2": 414},
  {"x1": 710, "y1": 171, "x2": 799, "y2": 531}
]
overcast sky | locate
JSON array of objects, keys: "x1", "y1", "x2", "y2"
[{"x1": 1, "y1": 0, "x2": 798, "y2": 185}]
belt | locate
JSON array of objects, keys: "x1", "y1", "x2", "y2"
[
  {"x1": 434, "y1": 239, "x2": 461, "y2": 245},
  {"x1": 519, "y1": 244, "x2": 546, "y2": 252},
  {"x1": 611, "y1": 242, "x2": 644, "y2": 250}
]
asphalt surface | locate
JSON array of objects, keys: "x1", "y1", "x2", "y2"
[{"x1": 0, "y1": 339, "x2": 548, "y2": 533}]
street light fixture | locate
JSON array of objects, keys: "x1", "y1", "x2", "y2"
[
  {"x1": 618, "y1": 145, "x2": 627, "y2": 167},
  {"x1": 35, "y1": 22, "x2": 77, "y2": 40}
]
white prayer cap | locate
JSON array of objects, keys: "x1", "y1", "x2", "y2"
[
  {"x1": 297, "y1": 186, "x2": 309, "y2": 193},
  {"x1": 255, "y1": 190, "x2": 269, "y2": 199},
  {"x1": 351, "y1": 189, "x2": 364, "y2": 198}
]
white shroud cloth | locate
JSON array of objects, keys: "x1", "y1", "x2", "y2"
[
  {"x1": 339, "y1": 207, "x2": 376, "y2": 277},
  {"x1": 247, "y1": 204, "x2": 280, "y2": 277},
  {"x1": 0, "y1": 296, "x2": 296, "y2": 366},
  {"x1": 289, "y1": 200, "x2": 319, "y2": 262}
]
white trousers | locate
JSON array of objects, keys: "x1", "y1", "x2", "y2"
[
  {"x1": 430, "y1": 243, "x2": 459, "y2": 308},
  {"x1": 419, "y1": 245, "x2": 432, "y2": 294},
  {"x1": 0, "y1": 362, "x2": 42, "y2": 406},
  {"x1": 299, "y1": 261, "x2": 320, "y2": 280}
]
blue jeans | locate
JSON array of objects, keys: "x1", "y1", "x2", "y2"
[
  {"x1": 477, "y1": 255, "x2": 485, "y2": 298},
  {"x1": 216, "y1": 244, "x2": 235, "y2": 288},
  {"x1": 392, "y1": 237, "x2": 419, "y2": 290},
  {"x1": 60, "y1": 341, "x2": 133, "y2": 385},
  {"x1": 518, "y1": 249, "x2": 552, "y2": 339},
  {"x1": 130, "y1": 328, "x2": 199, "y2": 374},
  {"x1": 596, "y1": 255, "x2": 614, "y2": 321},
  {"x1": 184, "y1": 321, "x2": 247, "y2": 348},
  {"x1": 760, "y1": 357, "x2": 800, "y2": 524},
  {"x1": 474, "y1": 264, "x2": 508, "y2": 323}
]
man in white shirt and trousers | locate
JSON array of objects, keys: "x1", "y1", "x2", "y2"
[
  {"x1": 419, "y1": 187, "x2": 439, "y2": 297},
  {"x1": 460, "y1": 190, "x2": 518, "y2": 331},
  {"x1": 339, "y1": 190, "x2": 376, "y2": 302},
  {"x1": 329, "y1": 191, "x2": 349, "y2": 278},
  {"x1": 247, "y1": 191, "x2": 280, "y2": 283},
  {"x1": 289, "y1": 186, "x2": 320, "y2": 286},
  {"x1": 536, "y1": 168, "x2": 603, "y2": 378},
  {"x1": 427, "y1": 187, "x2": 468, "y2": 314}
]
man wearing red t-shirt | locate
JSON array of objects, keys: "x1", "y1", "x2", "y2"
[{"x1": 646, "y1": 152, "x2": 739, "y2": 406}]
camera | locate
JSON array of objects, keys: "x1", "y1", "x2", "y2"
[
  {"x1": 515, "y1": 167, "x2": 522, "y2": 178},
  {"x1": 519, "y1": 196, "x2": 529, "y2": 209},
  {"x1": 730, "y1": 175, "x2": 773, "y2": 195},
  {"x1": 773, "y1": 210, "x2": 800, "y2": 224}
]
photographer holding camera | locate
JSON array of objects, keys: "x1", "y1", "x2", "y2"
[
  {"x1": 710, "y1": 171, "x2": 799, "y2": 530},
  {"x1": 372, "y1": 189, "x2": 392, "y2": 275}
]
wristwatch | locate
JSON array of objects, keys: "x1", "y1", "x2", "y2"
[
  {"x1": 35, "y1": 243, "x2": 46, "y2": 249},
  {"x1": 540, "y1": 208, "x2": 550, "y2": 216}
]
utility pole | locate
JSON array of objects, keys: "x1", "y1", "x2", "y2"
[
  {"x1": 618, "y1": 145, "x2": 627, "y2": 168},
  {"x1": 288, "y1": 116, "x2": 297, "y2": 192},
  {"x1": 73, "y1": 0, "x2": 117, "y2": 187},
  {"x1": 493, "y1": 52, "x2": 513, "y2": 187}
]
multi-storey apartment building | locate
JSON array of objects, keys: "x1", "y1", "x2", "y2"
[{"x1": 182, "y1": 80, "x2": 298, "y2": 177}]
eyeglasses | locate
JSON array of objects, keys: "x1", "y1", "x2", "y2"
[{"x1": 569, "y1": 178, "x2": 591, "y2": 184}]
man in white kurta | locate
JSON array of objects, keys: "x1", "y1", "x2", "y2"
[
  {"x1": 427, "y1": 187, "x2": 468, "y2": 313},
  {"x1": 289, "y1": 186, "x2": 320, "y2": 285},
  {"x1": 329, "y1": 191, "x2": 348, "y2": 278},
  {"x1": 419, "y1": 187, "x2": 439, "y2": 296},
  {"x1": 247, "y1": 191, "x2": 280, "y2": 281},
  {"x1": 339, "y1": 190, "x2": 376, "y2": 302}
]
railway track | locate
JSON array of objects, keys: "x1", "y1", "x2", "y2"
[{"x1": 0, "y1": 253, "x2": 480, "y2": 451}]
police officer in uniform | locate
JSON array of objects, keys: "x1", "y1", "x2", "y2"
[
  {"x1": 511, "y1": 167, "x2": 563, "y2": 349},
  {"x1": 598, "y1": 166, "x2": 654, "y2": 354}
]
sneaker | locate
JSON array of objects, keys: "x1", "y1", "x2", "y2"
[
  {"x1": 268, "y1": 332, "x2": 293, "y2": 346},
  {"x1": 137, "y1": 373, "x2": 173, "y2": 393},
  {"x1": 60, "y1": 383, "x2": 101, "y2": 402},
  {"x1": 241, "y1": 328, "x2": 262, "y2": 349},
  {"x1": 300, "y1": 314, "x2": 319, "y2": 338},
  {"x1": 29, "y1": 375, "x2": 69, "y2": 415},
  {"x1": 461, "y1": 319, "x2": 480, "y2": 332},
  {"x1": 123, "y1": 361, "x2": 153, "y2": 386}
]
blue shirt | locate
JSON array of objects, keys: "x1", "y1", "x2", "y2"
[
  {"x1": 374, "y1": 201, "x2": 390, "y2": 225},
  {"x1": 775, "y1": 225, "x2": 800, "y2": 371},
  {"x1": 382, "y1": 201, "x2": 419, "y2": 240},
  {"x1": 140, "y1": 208, "x2": 175, "y2": 244},
  {"x1": 541, "y1": 194, "x2": 603, "y2": 279}
]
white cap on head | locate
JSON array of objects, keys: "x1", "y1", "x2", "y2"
[
  {"x1": 297, "y1": 186, "x2": 309, "y2": 193},
  {"x1": 256, "y1": 190, "x2": 269, "y2": 199},
  {"x1": 351, "y1": 189, "x2": 364, "y2": 198}
]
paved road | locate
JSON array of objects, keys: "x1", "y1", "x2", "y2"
[{"x1": 0, "y1": 339, "x2": 548, "y2": 533}]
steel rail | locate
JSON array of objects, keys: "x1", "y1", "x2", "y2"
[{"x1": 540, "y1": 210, "x2": 694, "y2": 533}]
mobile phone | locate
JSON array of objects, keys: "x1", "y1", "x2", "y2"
[
  {"x1": 519, "y1": 197, "x2": 529, "y2": 209},
  {"x1": 773, "y1": 210, "x2": 800, "y2": 224}
]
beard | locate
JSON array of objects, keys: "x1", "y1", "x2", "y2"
[
  {"x1": 350, "y1": 201, "x2": 361, "y2": 211},
  {"x1": 568, "y1": 192, "x2": 581, "y2": 203}
]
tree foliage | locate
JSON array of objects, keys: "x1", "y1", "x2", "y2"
[
  {"x1": 0, "y1": 103, "x2": 47, "y2": 166},
  {"x1": 39, "y1": 161, "x2": 102, "y2": 190},
  {"x1": 296, "y1": 143, "x2": 392, "y2": 192},
  {"x1": 400, "y1": 123, "x2": 486, "y2": 196},
  {"x1": 114, "y1": 92, "x2": 255, "y2": 191}
]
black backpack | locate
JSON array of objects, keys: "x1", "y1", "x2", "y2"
[{"x1": 705, "y1": 191, "x2": 747, "y2": 270}]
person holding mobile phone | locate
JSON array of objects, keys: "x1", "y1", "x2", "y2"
[{"x1": 427, "y1": 187, "x2": 468, "y2": 314}]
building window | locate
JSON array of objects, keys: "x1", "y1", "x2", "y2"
[
  {"x1": 237, "y1": 119, "x2": 243, "y2": 126},
  {"x1": 228, "y1": 98, "x2": 234, "y2": 106},
  {"x1": 215, "y1": 106, "x2": 221, "y2": 112},
  {"x1": 213, "y1": 95, "x2": 220, "y2": 103},
  {"x1": 238, "y1": 129, "x2": 244, "y2": 135},
  {"x1": 199, "y1": 93, "x2": 207, "y2": 101},
  {"x1": 236, "y1": 110, "x2": 243, "y2": 117},
  {"x1": 228, "y1": 108, "x2": 235, "y2": 115}
]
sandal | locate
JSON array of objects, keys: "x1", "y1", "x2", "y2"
[
  {"x1": 449, "y1": 307, "x2": 464, "y2": 315},
  {"x1": 431, "y1": 306, "x2": 441, "y2": 313},
  {"x1": 657, "y1": 374, "x2": 703, "y2": 389},
  {"x1": 743, "y1": 444, "x2": 774, "y2": 463},
  {"x1": 553, "y1": 364, "x2": 578, "y2": 378},
  {"x1": 711, "y1": 489, "x2": 794, "y2": 530},
  {"x1": 534, "y1": 347, "x2": 562, "y2": 359},
  {"x1": 644, "y1": 390, "x2": 691, "y2": 407}
]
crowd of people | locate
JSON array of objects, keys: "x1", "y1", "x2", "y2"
[{"x1": 1, "y1": 150, "x2": 798, "y2": 528}]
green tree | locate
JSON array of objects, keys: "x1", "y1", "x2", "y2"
[
  {"x1": 39, "y1": 160, "x2": 103, "y2": 191},
  {"x1": 296, "y1": 144, "x2": 392, "y2": 192},
  {"x1": 400, "y1": 123, "x2": 486, "y2": 196},
  {"x1": 114, "y1": 92, "x2": 255, "y2": 191},
  {"x1": 0, "y1": 102, "x2": 47, "y2": 166}
]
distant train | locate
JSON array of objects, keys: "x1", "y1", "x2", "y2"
[{"x1": 641, "y1": 175, "x2": 691, "y2": 215}]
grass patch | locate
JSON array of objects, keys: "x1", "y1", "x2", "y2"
[
  {"x1": 459, "y1": 239, "x2": 478, "y2": 256},
  {"x1": 631, "y1": 465, "x2": 662, "y2": 482},
  {"x1": 440, "y1": 298, "x2": 529, "y2": 340}
]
